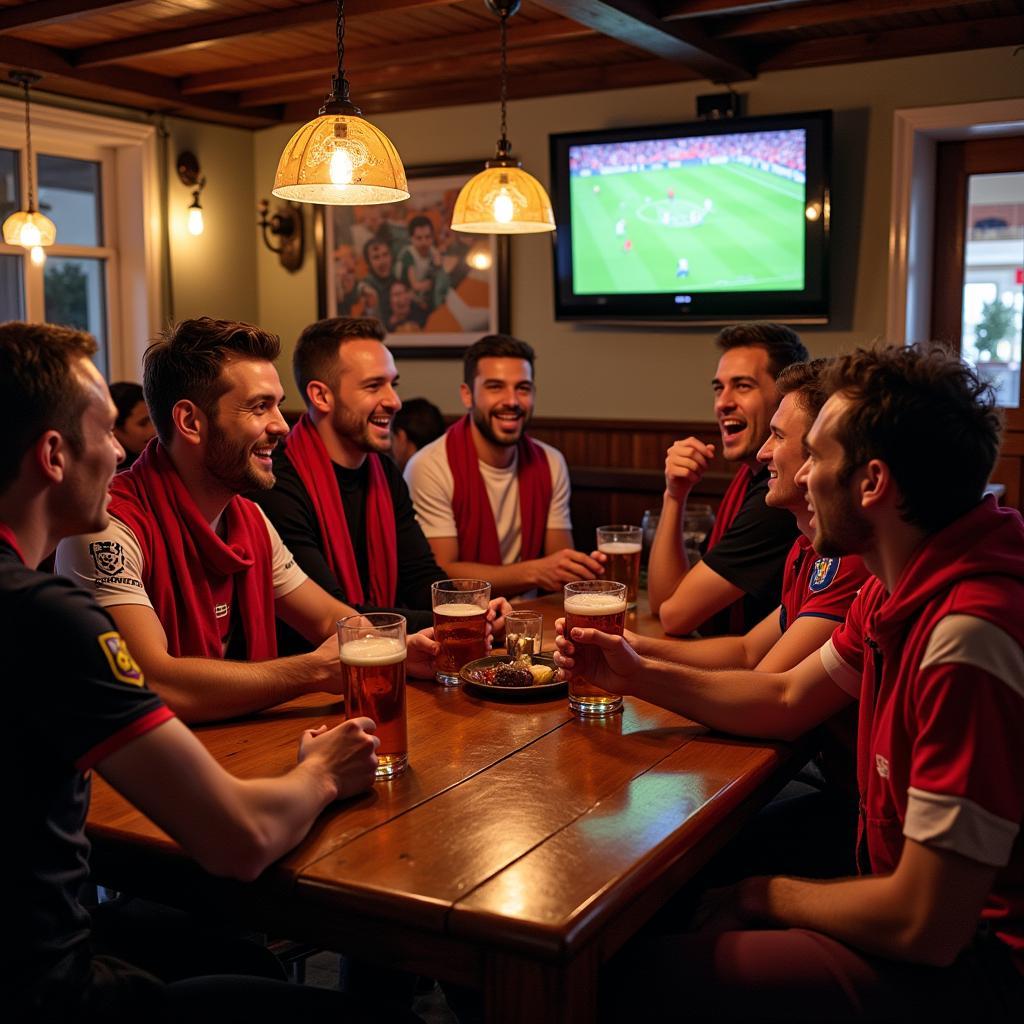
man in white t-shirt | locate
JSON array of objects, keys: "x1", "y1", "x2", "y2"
[
  {"x1": 58, "y1": 317, "x2": 438, "y2": 724},
  {"x1": 404, "y1": 333, "x2": 603, "y2": 597}
]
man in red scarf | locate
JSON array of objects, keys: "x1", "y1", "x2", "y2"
[
  {"x1": 2, "y1": 321, "x2": 380, "y2": 1021},
  {"x1": 559, "y1": 345, "x2": 1024, "y2": 1020},
  {"x1": 57, "y1": 317, "x2": 438, "y2": 723},
  {"x1": 648, "y1": 322, "x2": 805, "y2": 636},
  {"x1": 405, "y1": 334, "x2": 603, "y2": 598}
]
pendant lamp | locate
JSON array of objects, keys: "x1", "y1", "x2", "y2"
[
  {"x1": 2, "y1": 72, "x2": 57, "y2": 254},
  {"x1": 451, "y1": 0, "x2": 554, "y2": 235},
  {"x1": 272, "y1": 0, "x2": 408, "y2": 206}
]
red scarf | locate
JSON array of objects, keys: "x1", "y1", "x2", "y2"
[
  {"x1": 444, "y1": 413, "x2": 552, "y2": 563},
  {"x1": 706, "y1": 463, "x2": 752, "y2": 553},
  {"x1": 108, "y1": 441, "x2": 277, "y2": 660},
  {"x1": 283, "y1": 413, "x2": 397, "y2": 606},
  {"x1": 0, "y1": 523, "x2": 25, "y2": 564}
]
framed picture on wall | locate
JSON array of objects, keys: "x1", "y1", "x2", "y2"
[{"x1": 316, "y1": 161, "x2": 510, "y2": 358}]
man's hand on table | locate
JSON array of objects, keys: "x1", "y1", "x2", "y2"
[
  {"x1": 487, "y1": 596, "x2": 515, "y2": 638},
  {"x1": 298, "y1": 717, "x2": 380, "y2": 799},
  {"x1": 531, "y1": 548, "x2": 606, "y2": 592},
  {"x1": 553, "y1": 617, "x2": 643, "y2": 693}
]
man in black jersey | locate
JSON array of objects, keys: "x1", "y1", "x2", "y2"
[{"x1": 0, "y1": 322, "x2": 382, "y2": 1022}]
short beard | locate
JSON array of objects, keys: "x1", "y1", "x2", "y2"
[
  {"x1": 205, "y1": 420, "x2": 273, "y2": 494},
  {"x1": 329, "y1": 404, "x2": 391, "y2": 454},
  {"x1": 472, "y1": 405, "x2": 527, "y2": 448}
]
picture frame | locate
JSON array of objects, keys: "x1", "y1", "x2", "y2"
[{"x1": 316, "y1": 160, "x2": 510, "y2": 358}]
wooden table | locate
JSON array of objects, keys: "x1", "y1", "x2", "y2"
[{"x1": 87, "y1": 594, "x2": 798, "y2": 1022}]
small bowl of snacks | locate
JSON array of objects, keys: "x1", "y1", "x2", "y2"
[{"x1": 460, "y1": 652, "x2": 565, "y2": 700}]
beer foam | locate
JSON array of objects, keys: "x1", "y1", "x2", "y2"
[
  {"x1": 564, "y1": 593, "x2": 627, "y2": 616},
  {"x1": 339, "y1": 635, "x2": 406, "y2": 666},
  {"x1": 598, "y1": 541, "x2": 642, "y2": 555},
  {"x1": 434, "y1": 602, "x2": 486, "y2": 617}
]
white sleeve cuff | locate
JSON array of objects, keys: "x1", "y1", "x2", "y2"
[
  {"x1": 819, "y1": 638, "x2": 861, "y2": 697},
  {"x1": 905, "y1": 786, "x2": 1019, "y2": 867}
]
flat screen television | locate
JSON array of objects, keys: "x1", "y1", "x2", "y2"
[{"x1": 549, "y1": 110, "x2": 831, "y2": 325}]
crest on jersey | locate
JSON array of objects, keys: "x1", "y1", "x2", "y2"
[
  {"x1": 89, "y1": 540, "x2": 125, "y2": 577},
  {"x1": 808, "y1": 556, "x2": 840, "y2": 593},
  {"x1": 97, "y1": 631, "x2": 145, "y2": 686}
]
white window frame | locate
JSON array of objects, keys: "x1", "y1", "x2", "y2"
[{"x1": 0, "y1": 98, "x2": 161, "y2": 379}]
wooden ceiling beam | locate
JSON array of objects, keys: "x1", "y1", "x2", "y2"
[
  {"x1": 659, "y1": 1, "x2": 805, "y2": 19},
  {"x1": 0, "y1": 0, "x2": 152, "y2": 32},
  {"x1": 70, "y1": 0, "x2": 460, "y2": 69},
  {"x1": 238, "y1": 34, "x2": 626, "y2": 107},
  {"x1": 534, "y1": 0, "x2": 753, "y2": 80},
  {"x1": 281, "y1": 57, "x2": 701, "y2": 120},
  {"x1": 715, "y1": 0, "x2": 994, "y2": 38},
  {"x1": 757, "y1": 13, "x2": 1024, "y2": 70},
  {"x1": 0, "y1": 36, "x2": 279, "y2": 127},
  {"x1": 180, "y1": 16, "x2": 596, "y2": 96}
]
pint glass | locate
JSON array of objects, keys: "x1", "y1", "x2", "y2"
[
  {"x1": 431, "y1": 579, "x2": 490, "y2": 686},
  {"x1": 338, "y1": 613, "x2": 407, "y2": 780},
  {"x1": 563, "y1": 580, "x2": 627, "y2": 716},
  {"x1": 596, "y1": 524, "x2": 642, "y2": 608}
]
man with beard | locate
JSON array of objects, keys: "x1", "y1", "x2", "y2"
[
  {"x1": 57, "y1": 317, "x2": 439, "y2": 723},
  {"x1": 405, "y1": 333, "x2": 602, "y2": 598},
  {"x1": 648, "y1": 322, "x2": 805, "y2": 636},
  {"x1": 557, "y1": 345, "x2": 1024, "y2": 1021},
  {"x1": 254, "y1": 317, "x2": 465, "y2": 634}
]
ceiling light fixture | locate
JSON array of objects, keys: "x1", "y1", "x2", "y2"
[
  {"x1": 272, "y1": 0, "x2": 408, "y2": 206},
  {"x1": 2, "y1": 71, "x2": 57, "y2": 258},
  {"x1": 451, "y1": 0, "x2": 554, "y2": 235}
]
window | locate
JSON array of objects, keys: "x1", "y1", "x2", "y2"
[{"x1": 0, "y1": 99, "x2": 160, "y2": 380}]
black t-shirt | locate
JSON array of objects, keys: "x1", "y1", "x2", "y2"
[
  {"x1": 699, "y1": 466, "x2": 799, "y2": 635},
  {"x1": 4, "y1": 541, "x2": 171, "y2": 1016},
  {"x1": 253, "y1": 449, "x2": 444, "y2": 637}
]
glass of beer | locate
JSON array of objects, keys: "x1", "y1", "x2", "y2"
[
  {"x1": 431, "y1": 579, "x2": 491, "y2": 686},
  {"x1": 337, "y1": 613, "x2": 408, "y2": 780},
  {"x1": 563, "y1": 580, "x2": 627, "y2": 717},
  {"x1": 596, "y1": 524, "x2": 642, "y2": 608},
  {"x1": 684, "y1": 503, "x2": 715, "y2": 566}
]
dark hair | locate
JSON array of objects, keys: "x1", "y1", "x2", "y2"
[
  {"x1": 408, "y1": 215, "x2": 434, "y2": 238},
  {"x1": 463, "y1": 334, "x2": 536, "y2": 388},
  {"x1": 716, "y1": 322, "x2": 808, "y2": 378},
  {"x1": 293, "y1": 317, "x2": 387, "y2": 403},
  {"x1": 143, "y1": 317, "x2": 280, "y2": 444},
  {"x1": 109, "y1": 381, "x2": 145, "y2": 429},
  {"x1": 0, "y1": 321, "x2": 97, "y2": 493},
  {"x1": 821, "y1": 344, "x2": 1002, "y2": 532},
  {"x1": 393, "y1": 397, "x2": 446, "y2": 450},
  {"x1": 363, "y1": 235, "x2": 392, "y2": 266},
  {"x1": 776, "y1": 358, "x2": 831, "y2": 421}
]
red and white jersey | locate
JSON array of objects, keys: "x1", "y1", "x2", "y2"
[
  {"x1": 820, "y1": 498, "x2": 1024, "y2": 971},
  {"x1": 778, "y1": 535, "x2": 870, "y2": 633}
]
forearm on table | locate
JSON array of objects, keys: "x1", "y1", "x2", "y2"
[
  {"x1": 633, "y1": 632, "x2": 753, "y2": 670},
  {"x1": 144, "y1": 651, "x2": 333, "y2": 724},
  {"x1": 437, "y1": 557, "x2": 538, "y2": 597},
  {"x1": 647, "y1": 494, "x2": 688, "y2": 613}
]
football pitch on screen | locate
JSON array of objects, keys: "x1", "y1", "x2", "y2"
[{"x1": 569, "y1": 164, "x2": 806, "y2": 294}]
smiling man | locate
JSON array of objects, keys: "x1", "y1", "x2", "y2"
[
  {"x1": 57, "y1": 317, "x2": 439, "y2": 722},
  {"x1": 648, "y1": 322, "x2": 805, "y2": 636},
  {"x1": 253, "y1": 317, "x2": 449, "y2": 633},
  {"x1": 405, "y1": 333, "x2": 603, "y2": 597}
]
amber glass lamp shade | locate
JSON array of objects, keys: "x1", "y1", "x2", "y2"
[
  {"x1": 272, "y1": 111, "x2": 409, "y2": 206},
  {"x1": 451, "y1": 161, "x2": 554, "y2": 235},
  {"x1": 2, "y1": 209, "x2": 56, "y2": 248}
]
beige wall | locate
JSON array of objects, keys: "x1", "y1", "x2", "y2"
[
  {"x1": 165, "y1": 117, "x2": 258, "y2": 327},
  {"x1": 249, "y1": 47, "x2": 1022, "y2": 418}
]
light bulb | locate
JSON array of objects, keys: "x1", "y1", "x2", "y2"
[
  {"x1": 19, "y1": 220, "x2": 42, "y2": 247},
  {"x1": 30, "y1": 245, "x2": 45, "y2": 266},
  {"x1": 467, "y1": 248, "x2": 492, "y2": 271},
  {"x1": 492, "y1": 190, "x2": 514, "y2": 224},
  {"x1": 329, "y1": 147, "x2": 355, "y2": 186},
  {"x1": 187, "y1": 206, "x2": 204, "y2": 236}
]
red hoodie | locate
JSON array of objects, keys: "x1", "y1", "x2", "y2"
[{"x1": 823, "y1": 496, "x2": 1024, "y2": 970}]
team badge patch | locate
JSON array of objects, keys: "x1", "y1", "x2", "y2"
[
  {"x1": 808, "y1": 556, "x2": 840, "y2": 593},
  {"x1": 98, "y1": 631, "x2": 145, "y2": 686},
  {"x1": 89, "y1": 540, "x2": 125, "y2": 577}
]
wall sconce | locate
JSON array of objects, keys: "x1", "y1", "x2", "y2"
[
  {"x1": 177, "y1": 151, "x2": 206, "y2": 236},
  {"x1": 257, "y1": 198, "x2": 304, "y2": 272}
]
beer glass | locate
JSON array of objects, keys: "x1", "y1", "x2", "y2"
[
  {"x1": 563, "y1": 580, "x2": 627, "y2": 717},
  {"x1": 431, "y1": 579, "x2": 491, "y2": 686},
  {"x1": 596, "y1": 524, "x2": 642, "y2": 608},
  {"x1": 684, "y1": 503, "x2": 715, "y2": 565},
  {"x1": 504, "y1": 610, "x2": 543, "y2": 659},
  {"x1": 337, "y1": 613, "x2": 408, "y2": 780}
]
